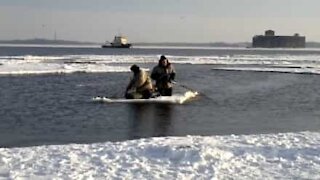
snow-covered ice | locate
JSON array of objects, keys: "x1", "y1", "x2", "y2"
[
  {"x1": 2, "y1": 54, "x2": 320, "y2": 75},
  {"x1": 93, "y1": 91, "x2": 198, "y2": 104},
  {"x1": 1, "y1": 131, "x2": 319, "y2": 179}
]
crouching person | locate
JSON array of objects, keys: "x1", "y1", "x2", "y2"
[
  {"x1": 151, "y1": 55, "x2": 176, "y2": 96},
  {"x1": 125, "y1": 64, "x2": 153, "y2": 99}
]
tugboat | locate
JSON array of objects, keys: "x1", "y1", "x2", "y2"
[{"x1": 101, "y1": 36, "x2": 132, "y2": 48}]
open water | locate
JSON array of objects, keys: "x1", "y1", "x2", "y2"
[{"x1": 1, "y1": 45, "x2": 320, "y2": 147}]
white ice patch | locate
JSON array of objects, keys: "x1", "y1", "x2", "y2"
[
  {"x1": 0, "y1": 131, "x2": 319, "y2": 179},
  {"x1": 93, "y1": 91, "x2": 199, "y2": 104},
  {"x1": 212, "y1": 66, "x2": 320, "y2": 74},
  {"x1": 1, "y1": 53, "x2": 320, "y2": 75},
  {"x1": 0, "y1": 63, "x2": 130, "y2": 75}
]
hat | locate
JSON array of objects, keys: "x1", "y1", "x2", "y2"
[
  {"x1": 130, "y1": 64, "x2": 140, "y2": 72},
  {"x1": 160, "y1": 55, "x2": 167, "y2": 61}
]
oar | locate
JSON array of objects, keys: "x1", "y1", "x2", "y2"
[
  {"x1": 172, "y1": 81, "x2": 212, "y2": 100},
  {"x1": 171, "y1": 81, "x2": 196, "y2": 92}
]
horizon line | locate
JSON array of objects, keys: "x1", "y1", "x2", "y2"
[{"x1": 1, "y1": 38, "x2": 320, "y2": 44}]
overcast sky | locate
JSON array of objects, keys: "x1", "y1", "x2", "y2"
[{"x1": 1, "y1": 0, "x2": 319, "y2": 43}]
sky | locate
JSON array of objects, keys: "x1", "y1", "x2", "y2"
[{"x1": 1, "y1": 0, "x2": 320, "y2": 43}]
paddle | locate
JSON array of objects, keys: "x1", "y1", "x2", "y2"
[
  {"x1": 171, "y1": 81, "x2": 196, "y2": 92},
  {"x1": 172, "y1": 81, "x2": 212, "y2": 100}
]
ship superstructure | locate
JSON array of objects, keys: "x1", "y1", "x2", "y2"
[{"x1": 102, "y1": 36, "x2": 132, "y2": 48}]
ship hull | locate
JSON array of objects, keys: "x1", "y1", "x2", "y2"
[{"x1": 101, "y1": 44, "x2": 132, "y2": 48}]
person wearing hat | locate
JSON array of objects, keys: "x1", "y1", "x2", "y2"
[
  {"x1": 151, "y1": 55, "x2": 176, "y2": 96},
  {"x1": 125, "y1": 64, "x2": 153, "y2": 99}
]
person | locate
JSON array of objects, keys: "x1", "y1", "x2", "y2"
[
  {"x1": 151, "y1": 55, "x2": 176, "y2": 96},
  {"x1": 125, "y1": 64, "x2": 153, "y2": 99}
]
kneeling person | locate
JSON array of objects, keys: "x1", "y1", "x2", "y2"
[{"x1": 125, "y1": 64, "x2": 153, "y2": 99}]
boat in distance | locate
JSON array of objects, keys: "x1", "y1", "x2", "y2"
[{"x1": 101, "y1": 36, "x2": 132, "y2": 48}]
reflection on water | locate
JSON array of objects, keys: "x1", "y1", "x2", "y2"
[{"x1": 127, "y1": 104, "x2": 173, "y2": 139}]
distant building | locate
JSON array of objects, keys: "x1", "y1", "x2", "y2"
[{"x1": 252, "y1": 30, "x2": 306, "y2": 48}]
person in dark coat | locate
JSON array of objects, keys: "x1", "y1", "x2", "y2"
[
  {"x1": 151, "y1": 55, "x2": 176, "y2": 96},
  {"x1": 125, "y1": 64, "x2": 153, "y2": 99}
]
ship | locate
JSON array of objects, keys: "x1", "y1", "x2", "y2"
[{"x1": 101, "y1": 36, "x2": 132, "y2": 48}]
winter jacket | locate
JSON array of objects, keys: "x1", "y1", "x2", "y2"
[
  {"x1": 127, "y1": 69, "x2": 153, "y2": 93},
  {"x1": 151, "y1": 63, "x2": 176, "y2": 89}
]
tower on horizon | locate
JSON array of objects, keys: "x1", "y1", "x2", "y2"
[{"x1": 54, "y1": 31, "x2": 57, "y2": 41}]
